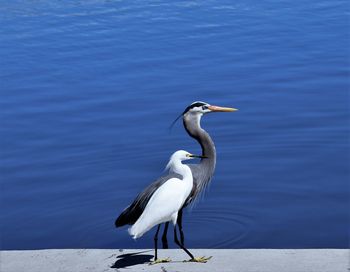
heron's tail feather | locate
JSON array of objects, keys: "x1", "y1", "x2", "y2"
[
  {"x1": 115, "y1": 176, "x2": 169, "y2": 228},
  {"x1": 115, "y1": 204, "x2": 144, "y2": 228},
  {"x1": 115, "y1": 207, "x2": 130, "y2": 227}
]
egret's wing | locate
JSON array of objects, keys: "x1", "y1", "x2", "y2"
[
  {"x1": 128, "y1": 178, "x2": 188, "y2": 238},
  {"x1": 115, "y1": 164, "x2": 205, "y2": 227},
  {"x1": 115, "y1": 173, "x2": 181, "y2": 227}
]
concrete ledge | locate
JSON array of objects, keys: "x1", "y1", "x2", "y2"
[{"x1": 1, "y1": 249, "x2": 348, "y2": 272}]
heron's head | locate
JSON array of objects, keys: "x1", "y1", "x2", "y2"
[
  {"x1": 182, "y1": 101, "x2": 238, "y2": 117},
  {"x1": 170, "y1": 101, "x2": 238, "y2": 130}
]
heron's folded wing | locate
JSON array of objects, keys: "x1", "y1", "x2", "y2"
[
  {"x1": 115, "y1": 172, "x2": 181, "y2": 227},
  {"x1": 184, "y1": 164, "x2": 210, "y2": 206}
]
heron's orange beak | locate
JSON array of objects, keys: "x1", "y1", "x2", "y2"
[{"x1": 207, "y1": 105, "x2": 238, "y2": 112}]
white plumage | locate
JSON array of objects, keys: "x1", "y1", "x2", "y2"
[{"x1": 128, "y1": 150, "x2": 195, "y2": 239}]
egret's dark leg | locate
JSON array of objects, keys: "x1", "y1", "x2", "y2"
[
  {"x1": 150, "y1": 224, "x2": 171, "y2": 265},
  {"x1": 153, "y1": 224, "x2": 161, "y2": 260},
  {"x1": 161, "y1": 222, "x2": 169, "y2": 249},
  {"x1": 174, "y1": 225, "x2": 194, "y2": 259},
  {"x1": 177, "y1": 208, "x2": 185, "y2": 245}
]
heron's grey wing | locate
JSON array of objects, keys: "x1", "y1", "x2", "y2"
[
  {"x1": 184, "y1": 164, "x2": 210, "y2": 206},
  {"x1": 115, "y1": 172, "x2": 181, "y2": 227}
]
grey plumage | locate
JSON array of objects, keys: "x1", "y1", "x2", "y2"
[{"x1": 115, "y1": 105, "x2": 216, "y2": 227}]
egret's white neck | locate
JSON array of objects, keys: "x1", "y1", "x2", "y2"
[{"x1": 166, "y1": 159, "x2": 192, "y2": 180}]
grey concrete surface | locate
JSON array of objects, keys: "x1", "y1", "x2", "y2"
[{"x1": 1, "y1": 249, "x2": 348, "y2": 272}]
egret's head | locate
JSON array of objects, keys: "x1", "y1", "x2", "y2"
[
  {"x1": 166, "y1": 150, "x2": 207, "y2": 172},
  {"x1": 171, "y1": 150, "x2": 207, "y2": 162}
]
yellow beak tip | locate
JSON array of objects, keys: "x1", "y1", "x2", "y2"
[{"x1": 222, "y1": 107, "x2": 238, "y2": 112}]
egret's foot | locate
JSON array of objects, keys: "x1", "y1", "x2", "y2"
[
  {"x1": 184, "y1": 256, "x2": 212, "y2": 263},
  {"x1": 149, "y1": 257, "x2": 171, "y2": 265}
]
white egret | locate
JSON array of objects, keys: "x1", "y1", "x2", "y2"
[{"x1": 127, "y1": 150, "x2": 207, "y2": 264}]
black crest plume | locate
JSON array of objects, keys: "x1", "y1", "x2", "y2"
[{"x1": 169, "y1": 101, "x2": 207, "y2": 130}]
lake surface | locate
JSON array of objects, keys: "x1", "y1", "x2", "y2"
[{"x1": 1, "y1": 0, "x2": 348, "y2": 249}]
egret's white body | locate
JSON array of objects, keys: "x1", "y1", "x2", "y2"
[{"x1": 128, "y1": 150, "x2": 194, "y2": 239}]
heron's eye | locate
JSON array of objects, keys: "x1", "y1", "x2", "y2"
[{"x1": 202, "y1": 105, "x2": 208, "y2": 110}]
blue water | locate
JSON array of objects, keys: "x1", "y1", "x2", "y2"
[{"x1": 1, "y1": 0, "x2": 349, "y2": 250}]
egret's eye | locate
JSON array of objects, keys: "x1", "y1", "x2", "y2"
[{"x1": 202, "y1": 105, "x2": 208, "y2": 110}]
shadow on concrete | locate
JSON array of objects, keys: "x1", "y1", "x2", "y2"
[{"x1": 111, "y1": 250, "x2": 153, "y2": 269}]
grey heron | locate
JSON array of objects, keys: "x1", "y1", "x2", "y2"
[
  {"x1": 115, "y1": 101, "x2": 237, "y2": 260},
  {"x1": 128, "y1": 150, "x2": 206, "y2": 263}
]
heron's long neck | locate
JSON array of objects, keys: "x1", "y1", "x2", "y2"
[{"x1": 183, "y1": 114, "x2": 216, "y2": 172}]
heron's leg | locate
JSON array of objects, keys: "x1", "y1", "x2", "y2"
[
  {"x1": 154, "y1": 224, "x2": 161, "y2": 260},
  {"x1": 177, "y1": 208, "x2": 185, "y2": 245},
  {"x1": 173, "y1": 225, "x2": 194, "y2": 259},
  {"x1": 161, "y1": 222, "x2": 169, "y2": 249}
]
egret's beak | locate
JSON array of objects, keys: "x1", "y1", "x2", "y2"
[
  {"x1": 189, "y1": 154, "x2": 208, "y2": 159},
  {"x1": 208, "y1": 105, "x2": 238, "y2": 112}
]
